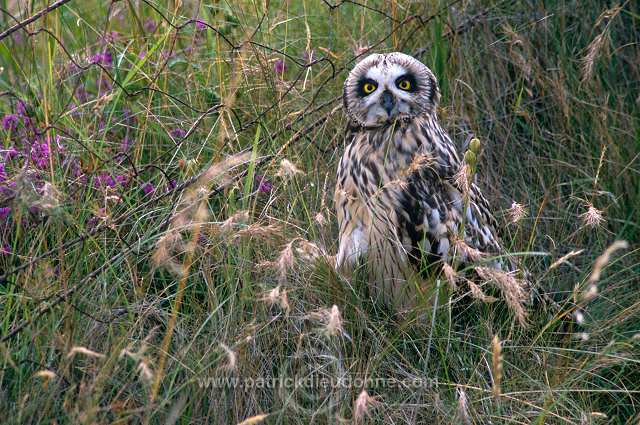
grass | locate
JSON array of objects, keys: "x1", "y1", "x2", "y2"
[{"x1": 1, "y1": 0, "x2": 639, "y2": 423}]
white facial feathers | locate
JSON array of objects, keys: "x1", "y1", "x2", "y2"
[{"x1": 343, "y1": 52, "x2": 440, "y2": 128}]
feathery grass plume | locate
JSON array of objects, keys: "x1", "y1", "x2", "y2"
[
  {"x1": 35, "y1": 181, "x2": 62, "y2": 211},
  {"x1": 310, "y1": 305, "x2": 344, "y2": 337},
  {"x1": 580, "y1": 5, "x2": 622, "y2": 83},
  {"x1": 354, "y1": 390, "x2": 378, "y2": 423},
  {"x1": 152, "y1": 152, "x2": 253, "y2": 276},
  {"x1": 491, "y1": 335, "x2": 503, "y2": 399},
  {"x1": 67, "y1": 346, "x2": 105, "y2": 359},
  {"x1": 502, "y1": 24, "x2": 533, "y2": 83},
  {"x1": 34, "y1": 369, "x2": 56, "y2": 389},
  {"x1": 314, "y1": 211, "x2": 327, "y2": 227},
  {"x1": 580, "y1": 202, "x2": 605, "y2": 228},
  {"x1": 219, "y1": 343, "x2": 237, "y2": 370},
  {"x1": 219, "y1": 210, "x2": 250, "y2": 235},
  {"x1": 507, "y1": 202, "x2": 526, "y2": 224},
  {"x1": 326, "y1": 305, "x2": 343, "y2": 337},
  {"x1": 456, "y1": 387, "x2": 472, "y2": 425},
  {"x1": 237, "y1": 414, "x2": 269, "y2": 425},
  {"x1": 151, "y1": 232, "x2": 186, "y2": 277},
  {"x1": 402, "y1": 152, "x2": 435, "y2": 177},
  {"x1": 276, "y1": 240, "x2": 296, "y2": 282},
  {"x1": 442, "y1": 263, "x2": 458, "y2": 291},
  {"x1": 120, "y1": 344, "x2": 154, "y2": 384},
  {"x1": 234, "y1": 223, "x2": 282, "y2": 241},
  {"x1": 549, "y1": 249, "x2": 585, "y2": 270},
  {"x1": 276, "y1": 158, "x2": 304, "y2": 179},
  {"x1": 475, "y1": 267, "x2": 528, "y2": 325},
  {"x1": 261, "y1": 285, "x2": 290, "y2": 313},
  {"x1": 296, "y1": 239, "x2": 325, "y2": 262},
  {"x1": 200, "y1": 151, "x2": 253, "y2": 189},
  {"x1": 453, "y1": 237, "x2": 485, "y2": 262},
  {"x1": 583, "y1": 240, "x2": 629, "y2": 301},
  {"x1": 271, "y1": 238, "x2": 327, "y2": 281},
  {"x1": 467, "y1": 280, "x2": 497, "y2": 303},
  {"x1": 137, "y1": 361, "x2": 154, "y2": 384},
  {"x1": 453, "y1": 163, "x2": 471, "y2": 195}
]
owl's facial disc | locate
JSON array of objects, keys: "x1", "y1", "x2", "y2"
[
  {"x1": 344, "y1": 52, "x2": 440, "y2": 128},
  {"x1": 356, "y1": 64, "x2": 417, "y2": 125}
]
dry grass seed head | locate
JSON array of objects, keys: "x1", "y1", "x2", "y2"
[
  {"x1": 67, "y1": 346, "x2": 105, "y2": 359},
  {"x1": 237, "y1": 414, "x2": 269, "y2": 425},
  {"x1": 219, "y1": 343, "x2": 237, "y2": 371},
  {"x1": 475, "y1": 267, "x2": 528, "y2": 325},
  {"x1": 491, "y1": 335, "x2": 503, "y2": 399},
  {"x1": 549, "y1": 249, "x2": 585, "y2": 271},
  {"x1": 580, "y1": 202, "x2": 605, "y2": 228},
  {"x1": 137, "y1": 361, "x2": 154, "y2": 384},
  {"x1": 261, "y1": 285, "x2": 290, "y2": 313},
  {"x1": 466, "y1": 280, "x2": 497, "y2": 303},
  {"x1": 219, "y1": 210, "x2": 250, "y2": 235},
  {"x1": 234, "y1": 223, "x2": 282, "y2": 241},
  {"x1": 507, "y1": 201, "x2": 526, "y2": 224},
  {"x1": 453, "y1": 237, "x2": 485, "y2": 262},
  {"x1": 581, "y1": 5, "x2": 622, "y2": 82},
  {"x1": 314, "y1": 211, "x2": 327, "y2": 227},
  {"x1": 583, "y1": 240, "x2": 628, "y2": 301},
  {"x1": 276, "y1": 158, "x2": 304, "y2": 179},
  {"x1": 456, "y1": 387, "x2": 472, "y2": 425},
  {"x1": 276, "y1": 240, "x2": 297, "y2": 282},
  {"x1": 442, "y1": 263, "x2": 458, "y2": 291},
  {"x1": 403, "y1": 152, "x2": 435, "y2": 176},
  {"x1": 310, "y1": 305, "x2": 344, "y2": 337},
  {"x1": 354, "y1": 390, "x2": 378, "y2": 423},
  {"x1": 453, "y1": 163, "x2": 471, "y2": 195}
]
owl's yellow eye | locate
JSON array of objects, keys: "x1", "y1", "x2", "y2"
[
  {"x1": 362, "y1": 82, "x2": 377, "y2": 94},
  {"x1": 397, "y1": 78, "x2": 412, "y2": 91}
]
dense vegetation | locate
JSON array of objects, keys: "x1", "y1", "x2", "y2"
[{"x1": 1, "y1": 1, "x2": 638, "y2": 423}]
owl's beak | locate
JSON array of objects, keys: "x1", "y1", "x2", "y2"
[{"x1": 381, "y1": 90, "x2": 395, "y2": 117}]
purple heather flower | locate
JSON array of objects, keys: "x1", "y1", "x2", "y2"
[
  {"x1": 94, "y1": 172, "x2": 116, "y2": 189},
  {"x1": 90, "y1": 50, "x2": 113, "y2": 66},
  {"x1": 2, "y1": 148, "x2": 18, "y2": 161},
  {"x1": 255, "y1": 174, "x2": 273, "y2": 193},
  {"x1": 0, "y1": 186, "x2": 13, "y2": 197},
  {"x1": 144, "y1": 18, "x2": 157, "y2": 33},
  {"x1": 160, "y1": 50, "x2": 175, "y2": 61},
  {"x1": 119, "y1": 136, "x2": 133, "y2": 152},
  {"x1": 142, "y1": 182, "x2": 155, "y2": 195},
  {"x1": 0, "y1": 207, "x2": 10, "y2": 220},
  {"x1": 0, "y1": 244, "x2": 10, "y2": 255},
  {"x1": 102, "y1": 31, "x2": 119, "y2": 43},
  {"x1": 2, "y1": 114, "x2": 19, "y2": 131},
  {"x1": 170, "y1": 128, "x2": 186, "y2": 139},
  {"x1": 0, "y1": 163, "x2": 7, "y2": 182},
  {"x1": 195, "y1": 19, "x2": 207, "y2": 30},
  {"x1": 274, "y1": 59, "x2": 287, "y2": 75},
  {"x1": 115, "y1": 174, "x2": 128, "y2": 186},
  {"x1": 138, "y1": 50, "x2": 147, "y2": 59},
  {"x1": 16, "y1": 100, "x2": 27, "y2": 116},
  {"x1": 30, "y1": 142, "x2": 51, "y2": 169},
  {"x1": 75, "y1": 86, "x2": 89, "y2": 102}
]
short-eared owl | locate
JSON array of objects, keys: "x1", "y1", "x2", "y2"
[{"x1": 335, "y1": 52, "x2": 524, "y2": 313}]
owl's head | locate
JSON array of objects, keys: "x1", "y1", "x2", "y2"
[{"x1": 343, "y1": 52, "x2": 440, "y2": 128}]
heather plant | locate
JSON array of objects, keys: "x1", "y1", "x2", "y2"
[{"x1": 0, "y1": 1, "x2": 639, "y2": 424}]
